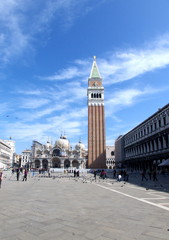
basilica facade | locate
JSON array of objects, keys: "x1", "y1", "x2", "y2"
[{"x1": 31, "y1": 135, "x2": 87, "y2": 170}]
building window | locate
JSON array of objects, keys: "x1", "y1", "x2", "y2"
[
  {"x1": 154, "y1": 122, "x2": 157, "y2": 130},
  {"x1": 147, "y1": 126, "x2": 149, "y2": 134},
  {"x1": 111, "y1": 151, "x2": 114, "y2": 156},
  {"x1": 159, "y1": 119, "x2": 161, "y2": 128},
  {"x1": 163, "y1": 116, "x2": 166, "y2": 125},
  {"x1": 151, "y1": 140, "x2": 154, "y2": 151},
  {"x1": 166, "y1": 134, "x2": 169, "y2": 147},
  {"x1": 155, "y1": 138, "x2": 159, "y2": 150},
  {"x1": 150, "y1": 125, "x2": 153, "y2": 132}
]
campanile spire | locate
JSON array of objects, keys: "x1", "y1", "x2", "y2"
[{"x1": 89, "y1": 56, "x2": 102, "y2": 79}]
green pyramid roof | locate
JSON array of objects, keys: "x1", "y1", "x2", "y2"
[{"x1": 89, "y1": 57, "x2": 101, "y2": 79}]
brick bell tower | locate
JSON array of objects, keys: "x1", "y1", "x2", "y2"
[{"x1": 87, "y1": 56, "x2": 106, "y2": 169}]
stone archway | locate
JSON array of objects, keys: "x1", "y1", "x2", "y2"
[
  {"x1": 72, "y1": 159, "x2": 79, "y2": 168},
  {"x1": 64, "y1": 159, "x2": 70, "y2": 168},
  {"x1": 53, "y1": 148, "x2": 61, "y2": 157},
  {"x1": 52, "y1": 158, "x2": 61, "y2": 168},
  {"x1": 35, "y1": 159, "x2": 40, "y2": 168},
  {"x1": 42, "y1": 159, "x2": 48, "y2": 169}
]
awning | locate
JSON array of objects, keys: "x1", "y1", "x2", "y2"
[{"x1": 158, "y1": 159, "x2": 169, "y2": 166}]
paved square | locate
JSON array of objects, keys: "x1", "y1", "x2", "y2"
[{"x1": 0, "y1": 172, "x2": 169, "y2": 240}]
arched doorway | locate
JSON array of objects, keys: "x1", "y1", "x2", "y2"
[
  {"x1": 52, "y1": 158, "x2": 61, "y2": 168},
  {"x1": 35, "y1": 159, "x2": 40, "y2": 168},
  {"x1": 64, "y1": 159, "x2": 70, "y2": 168},
  {"x1": 72, "y1": 159, "x2": 79, "y2": 168},
  {"x1": 42, "y1": 159, "x2": 48, "y2": 169}
]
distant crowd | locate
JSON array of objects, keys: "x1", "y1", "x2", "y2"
[{"x1": 91, "y1": 168, "x2": 163, "y2": 183}]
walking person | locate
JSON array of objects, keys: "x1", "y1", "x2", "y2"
[
  {"x1": 148, "y1": 169, "x2": 152, "y2": 180},
  {"x1": 126, "y1": 172, "x2": 129, "y2": 182},
  {"x1": 117, "y1": 172, "x2": 122, "y2": 182},
  {"x1": 94, "y1": 170, "x2": 97, "y2": 180},
  {"x1": 123, "y1": 170, "x2": 126, "y2": 181},
  {"x1": 16, "y1": 168, "x2": 20, "y2": 181},
  {"x1": 152, "y1": 169, "x2": 158, "y2": 181},
  {"x1": 47, "y1": 168, "x2": 51, "y2": 178},
  {"x1": 113, "y1": 169, "x2": 116, "y2": 178},
  {"x1": 23, "y1": 169, "x2": 28, "y2": 181},
  {"x1": 0, "y1": 170, "x2": 3, "y2": 189},
  {"x1": 141, "y1": 170, "x2": 148, "y2": 181},
  {"x1": 74, "y1": 170, "x2": 77, "y2": 177}
]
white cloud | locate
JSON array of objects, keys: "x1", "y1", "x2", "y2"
[
  {"x1": 16, "y1": 89, "x2": 42, "y2": 95},
  {"x1": 99, "y1": 35, "x2": 169, "y2": 84},
  {"x1": 4, "y1": 122, "x2": 52, "y2": 140},
  {"x1": 19, "y1": 104, "x2": 67, "y2": 122},
  {"x1": 3, "y1": 111, "x2": 85, "y2": 141},
  {"x1": 0, "y1": 0, "x2": 31, "y2": 63},
  {"x1": 39, "y1": 34, "x2": 169, "y2": 86},
  {"x1": 39, "y1": 62, "x2": 90, "y2": 81},
  {"x1": 0, "y1": 0, "x2": 102, "y2": 64},
  {"x1": 20, "y1": 98, "x2": 50, "y2": 109},
  {"x1": 40, "y1": 67, "x2": 84, "y2": 81},
  {"x1": 105, "y1": 85, "x2": 168, "y2": 117}
]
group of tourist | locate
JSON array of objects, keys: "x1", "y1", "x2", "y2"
[
  {"x1": 74, "y1": 169, "x2": 80, "y2": 177},
  {"x1": 92, "y1": 169, "x2": 107, "y2": 180},
  {"x1": 0, "y1": 166, "x2": 162, "y2": 190},
  {"x1": 141, "y1": 169, "x2": 158, "y2": 181},
  {"x1": 12, "y1": 167, "x2": 28, "y2": 181},
  {"x1": 92, "y1": 168, "x2": 159, "y2": 183}
]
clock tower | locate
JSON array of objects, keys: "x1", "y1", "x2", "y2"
[{"x1": 87, "y1": 56, "x2": 106, "y2": 169}]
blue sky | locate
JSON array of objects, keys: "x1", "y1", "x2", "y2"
[{"x1": 0, "y1": 0, "x2": 169, "y2": 154}]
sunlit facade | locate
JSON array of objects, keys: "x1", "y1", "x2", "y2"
[{"x1": 31, "y1": 135, "x2": 87, "y2": 169}]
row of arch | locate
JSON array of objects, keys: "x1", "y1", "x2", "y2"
[
  {"x1": 125, "y1": 134, "x2": 169, "y2": 158},
  {"x1": 34, "y1": 158, "x2": 80, "y2": 169},
  {"x1": 91, "y1": 93, "x2": 102, "y2": 99}
]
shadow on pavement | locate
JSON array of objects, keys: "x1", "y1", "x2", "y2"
[{"x1": 107, "y1": 172, "x2": 169, "y2": 193}]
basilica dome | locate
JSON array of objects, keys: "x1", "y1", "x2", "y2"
[
  {"x1": 45, "y1": 141, "x2": 52, "y2": 150},
  {"x1": 75, "y1": 140, "x2": 85, "y2": 151},
  {"x1": 55, "y1": 135, "x2": 70, "y2": 150}
]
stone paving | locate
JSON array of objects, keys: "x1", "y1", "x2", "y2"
[{"x1": 0, "y1": 171, "x2": 169, "y2": 240}]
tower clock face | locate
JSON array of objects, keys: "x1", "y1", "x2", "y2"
[{"x1": 93, "y1": 82, "x2": 98, "y2": 86}]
